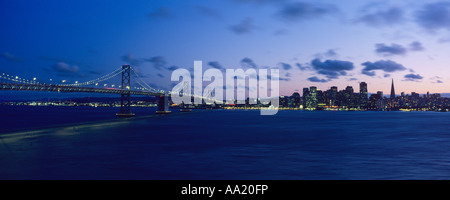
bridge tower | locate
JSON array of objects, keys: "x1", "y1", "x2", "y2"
[
  {"x1": 116, "y1": 65, "x2": 135, "y2": 117},
  {"x1": 156, "y1": 93, "x2": 171, "y2": 114},
  {"x1": 180, "y1": 81, "x2": 192, "y2": 112}
]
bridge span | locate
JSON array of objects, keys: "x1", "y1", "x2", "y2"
[{"x1": 0, "y1": 65, "x2": 175, "y2": 117}]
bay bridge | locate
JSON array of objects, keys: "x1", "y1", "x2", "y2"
[{"x1": 0, "y1": 65, "x2": 209, "y2": 117}]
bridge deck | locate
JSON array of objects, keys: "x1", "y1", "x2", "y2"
[{"x1": 0, "y1": 83, "x2": 161, "y2": 96}]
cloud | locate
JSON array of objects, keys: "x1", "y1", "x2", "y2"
[
  {"x1": 145, "y1": 56, "x2": 167, "y2": 70},
  {"x1": 279, "y1": 77, "x2": 291, "y2": 81},
  {"x1": 167, "y1": 65, "x2": 179, "y2": 71},
  {"x1": 310, "y1": 58, "x2": 354, "y2": 79},
  {"x1": 52, "y1": 62, "x2": 79, "y2": 74},
  {"x1": 375, "y1": 43, "x2": 407, "y2": 56},
  {"x1": 88, "y1": 70, "x2": 102, "y2": 75},
  {"x1": 208, "y1": 61, "x2": 224, "y2": 70},
  {"x1": 278, "y1": 62, "x2": 292, "y2": 70},
  {"x1": 404, "y1": 74, "x2": 424, "y2": 81},
  {"x1": 276, "y1": 1, "x2": 339, "y2": 22},
  {"x1": 51, "y1": 62, "x2": 80, "y2": 77},
  {"x1": 122, "y1": 55, "x2": 172, "y2": 71},
  {"x1": 307, "y1": 76, "x2": 329, "y2": 83},
  {"x1": 1, "y1": 52, "x2": 25, "y2": 62},
  {"x1": 240, "y1": 57, "x2": 258, "y2": 68},
  {"x1": 296, "y1": 63, "x2": 311, "y2": 71},
  {"x1": 324, "y1": 49, "x2": 338, "y2": 57},
  {"x1": 361, "y1": 60, "x2": 407, "y2": 76},
  {"x1": 356, "y1": 7, "x2": 405, "y2": 27},
  {"x1": 232, "y1": 0, "x2": 286, "y2": 4},
  {"x1": 414, "y1": 2, "x2": 450, "y2": 31},
  {"x1": 148, "y1": 7, "x2": 172, "y2": 19},
  {"x1": 430, "y1": 76, "x2": 443, "y2": 84},
  {"x1": 230, "y1": 18, "x2": 256, "y2": 34},
  {"x1": 195, "y1": 6, "x2": 221, "y2": 19},
  {"x1": 431, "y1": 76, "x2": 442, "y2": 80},
  {"x1": 314, "y1": 49, "x2": 338, "y2": 59},
  {"x1": 121, "y1": 53, "x2": 140, "y2": 66},
  {"x1": 39, "y1": 56, "x2": 84, "y2": 66},
  {"x1": 438, "y1": 37, "x2": 450, "y2": 43},
  {"x1": 409, "y1": 41, "x2": 425, "y2": 51},
  {"x1": 41, "y1": 56, "x2": 93, "y2": 77},
  {"x1": 268, "y1": 73, "x2": 290, "y2": 81}
]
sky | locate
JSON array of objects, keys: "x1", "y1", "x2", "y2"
[{"x1": 1, "y1": 0, "x2": 450, "y2": 99}]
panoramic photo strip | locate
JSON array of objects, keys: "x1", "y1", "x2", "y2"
[{"x1": 1, "y1": 0, "x2": 450, "y2": 197}]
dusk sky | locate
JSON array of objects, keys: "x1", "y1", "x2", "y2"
[{"x1": 1, "y1": 0, "x2": 450, "y2": 98}]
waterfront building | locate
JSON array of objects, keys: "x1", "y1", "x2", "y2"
[
  {"x1": 291, "y1": 92, "x2": 301, "y2": 108},
  {"x1": 305, "y1": 86, "x2": 318, "y2": 109},
  {"x1": 302, "y1": 88, "x2": 309, "y2": 108},
  {"x1": 360, "y1": 82, "x2": 368, "y2": 108},
  {"x1": 390, "y1": 79, "x2": 395, "y2": 99}
]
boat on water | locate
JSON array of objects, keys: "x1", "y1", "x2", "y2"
[
  {"x1": 156, "y1": 110, "x2": 172, "y2": 114},
  {"x1": 116, "y1": 113, "x2": 136, "y2": 118}
]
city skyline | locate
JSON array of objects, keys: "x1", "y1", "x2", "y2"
[
  {"x1": 293, "y1": 78, "x2": 446, "y2": 98},
  {"x1": 4, "y1": 77, "x2": 449, "y2": 113},
  {"x1": 1, "y1": 74, "x2": 450, "y2": 102},
  {"x1": 1, "y1": 0, "x2": 450, "y2": 98},
  {"x1": 280, "y1": 79, "x2": 449, "y2": 111}
]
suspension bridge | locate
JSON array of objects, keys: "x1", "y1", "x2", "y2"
[{"x1": 0, "y1": 65, "x2": 208, "y2": 117}]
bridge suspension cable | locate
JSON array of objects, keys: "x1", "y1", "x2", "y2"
[
  {"x1": 57, "y1": 66, "x2": 123, "y2": 87},
  {"x1": 0, "y1": 73, "x2": 41, "y2": 85},
  {"x1": 130, "y1": 67, "x2": 163, "y2": 93}
]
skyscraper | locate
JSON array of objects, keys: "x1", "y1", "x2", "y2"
[
  {"x1": 302, "y1": 88, "x2": 309, "y2": 108},
  {"x1": 330, "y1": 86, "x2": 337, "y2": 106},
  {"x1": 390, "y1": 79, "x2": 395, "y2": 99},
  {"x1": 305, "y1": 86, "x2": 318, "y2": 109},
  {"x1": 360, "y1": 82, "x2": 368, "y2": 107},
  {"x1": 291, "y1": 92, "x2": 301, "y2": 108},
  {"x1": 377, "y1": 91, "x2": 383, "y2": 98},
  {"x1": 330, "y1": 86, "x2": 338, "y2": 93},
  {"x1": 303, "y1": 88, "x2": 309, "y2": 97},
  {"x1": 344, "y1": 86, "x2": 354, "y2": 107},
  {"x1": 345, "y1": 86, "x2": 353, "y2": 94},
  {"x1": 310, "y1": 86, "x2": 317, "y2": 94}
]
